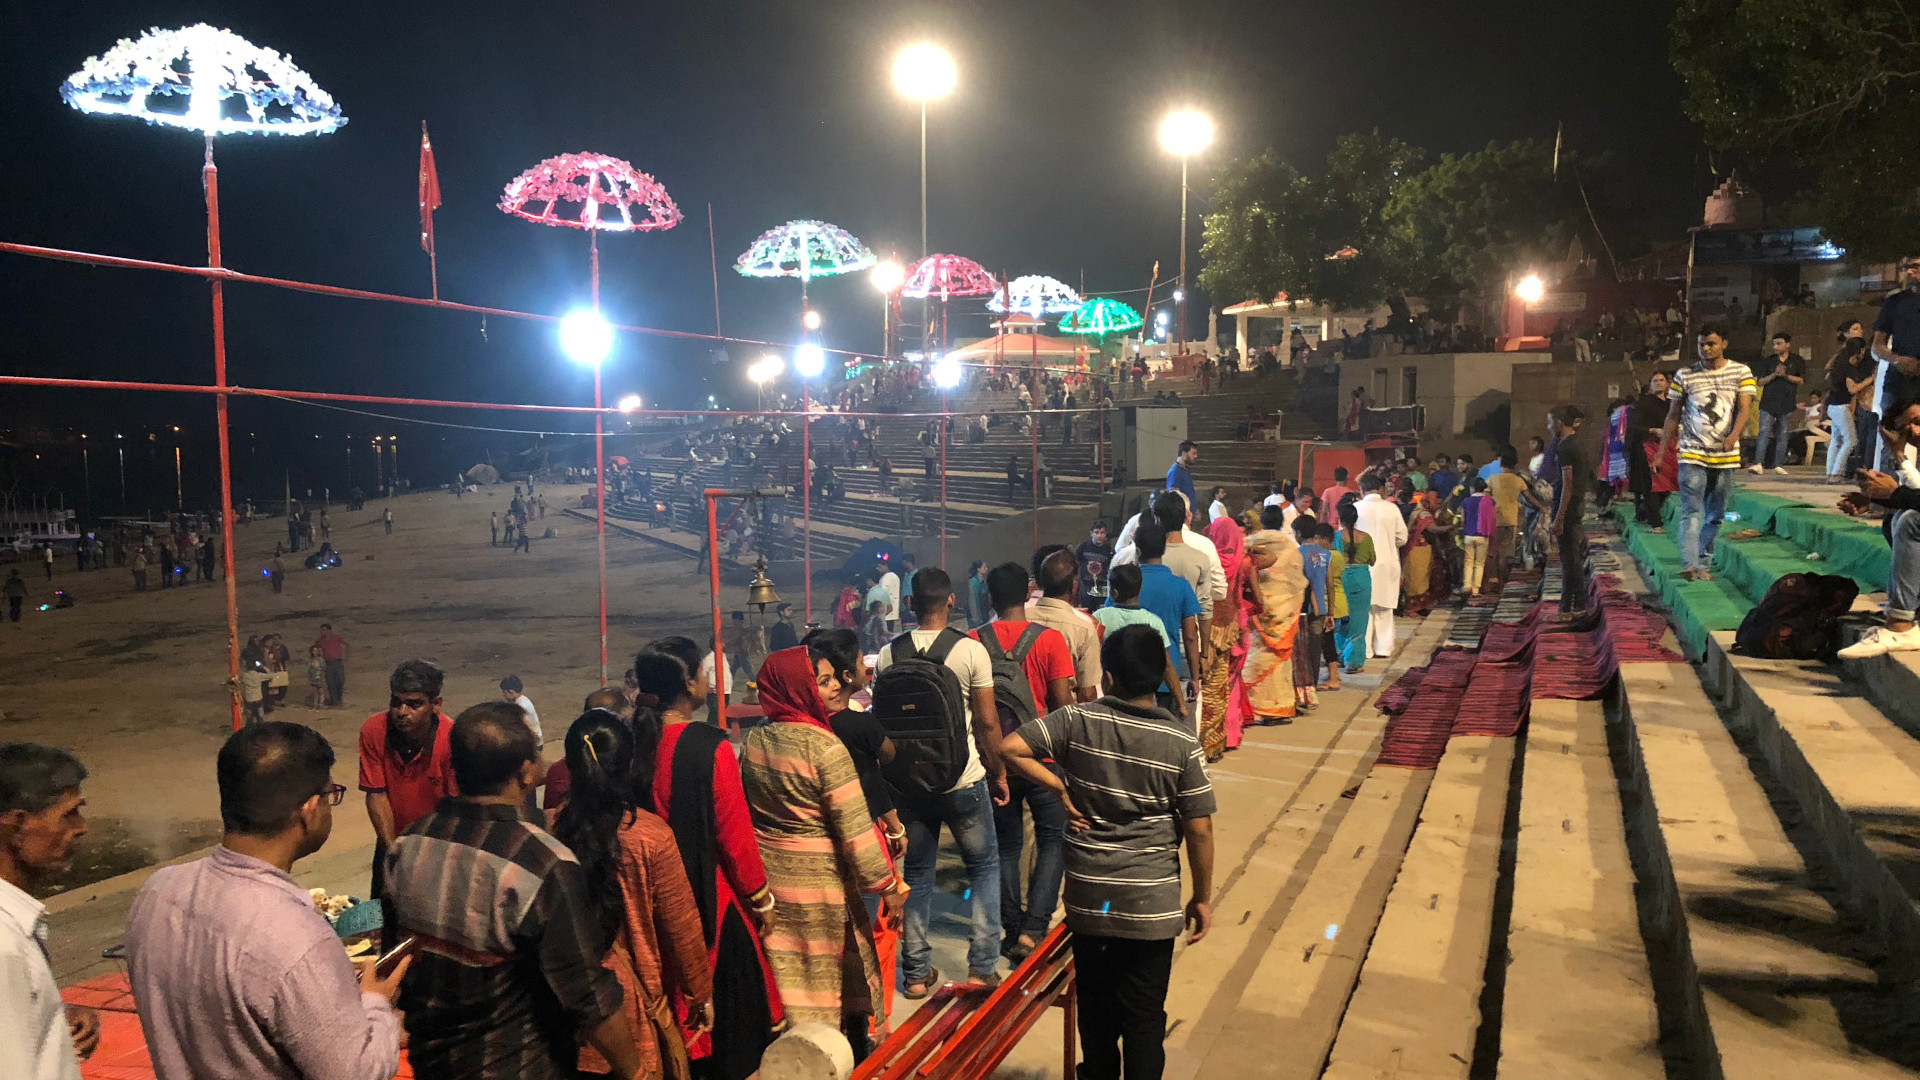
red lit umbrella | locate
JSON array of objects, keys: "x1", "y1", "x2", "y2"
[{"x1": 900, "y1": 254, "x2": 998, "y2": 351}]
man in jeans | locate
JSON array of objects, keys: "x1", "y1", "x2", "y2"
[
  {"x1": 970, "y1": 562, "x2": 1075, "y2": 964},
  {"x1": 875, "y1": 568, "x2": 1008, "y2": 994},
  {"x1": 1546, "y1": 406, "x2": 1590, "y2": 614},
  {"x1": 1840, "y1": 397, "x2": 1920, "y2": 658},
  {"x1": 1001, "y1": 624, "x2": 1215, "y2": 1080},
  {"x1": 1750, "y1": 332, "x2": 1804, "y2": 475},
  {"x1": 1659, "y1": 325, "x2": 1755, "y2": 582}
]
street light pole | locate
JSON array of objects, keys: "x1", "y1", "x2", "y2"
[{"x1": 1177, "y1": 156, "x2": 1188, "y2": 357}]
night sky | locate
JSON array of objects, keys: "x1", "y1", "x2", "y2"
[{"x1": 0, "y1": 1, "x2": 1702, "y2": 508}]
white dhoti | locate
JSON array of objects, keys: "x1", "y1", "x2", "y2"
[{"x1": 1368, "y1": 606, "x2": 1395, "y2": 657}]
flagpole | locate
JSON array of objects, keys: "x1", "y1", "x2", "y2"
[{"x1": 421, "y1": 122, "x2": 440, "y2": 302}]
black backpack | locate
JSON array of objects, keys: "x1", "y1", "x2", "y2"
[
  {"x1": 873, "y1": 628, "x2": 972, "y2": 800},
  {"x1": 977, "y1": 623, "x2": 1046, "y2": 737},
  {"x1": 1733, "y1": 572, "x2": 1860, "y2": 661}
]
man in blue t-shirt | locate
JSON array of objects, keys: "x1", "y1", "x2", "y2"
[
  {"x1": 1165, "y1": 442, "x2": 1199, "y2": 512},
  {"x1": 1873, "y1": 256, "x2": 1920, "y2": 469},
  {"x1": 1109, "y1": 522, "x2": 1201, "y2": 716}
]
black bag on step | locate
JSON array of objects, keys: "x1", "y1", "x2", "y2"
[{"x1": 1732, "y1": 572, "x2": 1859, "y2": 661}]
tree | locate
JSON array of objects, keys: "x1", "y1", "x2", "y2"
[
  {"x1": 1198, "y1": 133, "x2": 1423, "y2": 311},
  {"x1": 1385, "y1": 140, "x2": 1594, "y2": 307},
  {"x1": 1672, "y1": 0, "x2": 1920, "y2": 259}
]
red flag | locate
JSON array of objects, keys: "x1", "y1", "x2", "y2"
[{"x1": 418, "y1": 122, "x2": 441, "y2": 256}]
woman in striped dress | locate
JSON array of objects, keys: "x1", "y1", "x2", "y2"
[{"x1": 742, "y1": 647, "x2": 905, "y2": 1054}]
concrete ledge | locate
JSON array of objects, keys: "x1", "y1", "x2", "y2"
[
  {"x1": 1699, "y1": 632, "x2": 1920, "y2": 986},
  {"x1": 1498, "y1": 697, "x2": 1666, "y2": 1077},
  {"x1": 1323, "y1": 735, "x2": 1515, "y2": 1080}
]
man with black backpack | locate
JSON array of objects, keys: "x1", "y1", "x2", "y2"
[
  {"x1": 970, "y1": 563, "x2": 1076, "y2": 964},
  {"x1": 872, "y1": 567, "x2": 1009, "y2": 997}
]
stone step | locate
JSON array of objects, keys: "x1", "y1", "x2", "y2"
[
  {"x1": 1322, "y1": 735, "x2": 1515, "y2": 1080},
  {"x1": 1496, "y1": 696, "x2": 1666, "y2": 1076}
]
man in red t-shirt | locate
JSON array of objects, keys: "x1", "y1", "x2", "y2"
[
  {"x1": 313, "y1": 623, "x2": 349, "y2": 706},
  {"x1": 969, "y1": 561, "x2": 1074, "y2": 962},
  {"x1": 358, "y1": 659, "x2": 455, "y2": 897}
]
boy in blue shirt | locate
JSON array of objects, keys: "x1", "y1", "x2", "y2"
[{"x1": 1108, "y1": 524, "x2": 1202, "y2": 718}]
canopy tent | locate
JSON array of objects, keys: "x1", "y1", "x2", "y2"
[{"x1": 947, "y1": 332, "x2": 1089, "y2": 363}]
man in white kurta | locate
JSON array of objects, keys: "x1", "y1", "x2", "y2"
[{"x1": 1353, "y1": 480, "x2": 1408, "y2": 657}]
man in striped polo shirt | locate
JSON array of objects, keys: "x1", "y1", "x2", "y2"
[
  {"x1": 1658, "y1": 325, "x2": 1756, "y2": 581},
  {"x1": 1001, "y1": 624, "x2": 1215, "y2": 1080}
]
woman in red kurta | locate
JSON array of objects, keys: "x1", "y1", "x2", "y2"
[{"x1": 636, "y1": 644, "x2": 783, "y2": 1080}]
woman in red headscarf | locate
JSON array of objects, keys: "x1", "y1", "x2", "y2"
[{"x1": 741, "y1": 647, "x2": 906, "y2": 1056}]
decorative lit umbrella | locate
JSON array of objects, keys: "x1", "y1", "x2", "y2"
[
  {"x1": 901, "y1": 254, "x2": 999, "y2": 350},
  {"x1": 500, "y1": 152, "x2": 681, "y2": 235},
  {"x1": 500, "y1": 151, "x2": 679, "y2": 688},
  {"x1": 900, "y1": 254, "x2": 999, "y2": 300},
  {"x1": 1059, "y1": 297, "x2": 1144, "y2": 338},
  {"x1": 61, "y1": 24, "x2": 346, "y2": 731},
  {"x1": 735, "y1": 220, "x2": 876, "y2": 307},
  {"x1": 986, "y1": 275, "x2": 1082, "y2": 318},
  {"x1": 62, "y1": 24, "x2": 346, "y2": 135}
]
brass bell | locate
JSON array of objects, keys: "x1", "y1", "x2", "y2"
[{"x1": 746, "y1": 558, "x2": 782, "y2": 608}]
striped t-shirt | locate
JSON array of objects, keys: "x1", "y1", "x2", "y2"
[
  {"x1": 1014, "y1": 698, "x2": 1216, "y2": 940},
  {"x1": 1668, "y1": 361, "x2": 1756, "y2": 468}
]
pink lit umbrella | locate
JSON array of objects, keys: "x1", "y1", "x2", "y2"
[
  {"x1": 900, "y1": 254, "x2": 998, "y2": 350},
  {"x1": 500, "y1": 151, "x2": 680, "y2": 687}
]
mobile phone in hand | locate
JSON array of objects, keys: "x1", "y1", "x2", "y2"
[{"x1": 375, "y1": 935, "x2": 418, "y2": 979}]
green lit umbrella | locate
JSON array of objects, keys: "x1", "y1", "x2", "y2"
[{"x1": 1058, "y1": 297, "x2": 1143, "y2": 338}]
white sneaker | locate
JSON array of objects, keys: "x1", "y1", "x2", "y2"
[
  {"x1": 1774, "y1": 467, "x2": 1789, "y2": 476},
  {"x1": 1837, "y1": 625, "x2": 1920, "y2": 660},
  {"x1": 1747, "y1": 465, "x2": 1764, "y2": 475}
]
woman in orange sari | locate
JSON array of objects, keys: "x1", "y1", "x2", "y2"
[{"x1": 1238, "y1": 527, "x2": 1310, "y2": 723}]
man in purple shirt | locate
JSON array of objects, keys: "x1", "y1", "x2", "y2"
[{"x1": 126, "y1": 722, "x2": 410, "y2": 1080}]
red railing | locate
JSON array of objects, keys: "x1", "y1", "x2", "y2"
[{"x1": 855, "y1": 924, "x2": 1075, "y2": 1080}]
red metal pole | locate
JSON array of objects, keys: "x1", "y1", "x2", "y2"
[
  {"x1": 802, "y1": 378, "x2": 812, "y2": 624},
  {"x1": 593, "y1": 231, "x2": 608, "y2": 686},
  {"x1": 205, "y1": 137, "x2": 242, "y2": 732},
  {"x1": 706, "y1": 491, "x2": 727, "y2": 725},
  {"x1": 940, "y1": 388, "x2": 948, "y2": 567}
]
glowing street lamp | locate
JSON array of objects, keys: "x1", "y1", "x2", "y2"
[
  {"x1": 1159, "y1": 108, "x2": 1214, "y2": 358},
  {"x1": 931, "y1": 353, "x2": 963, "y2": 390},
  {"x1": 747, "y1": 354, "x2": 784, "y2": 410},
  {"x1": 802, "y1": 309, "x2": 823, "y2": 331},
  {"x1": 617, "y1": 394, "x2": 643, "y2": 414},
  {"x1": 1515, "y1": 274, "x2": 1546, "y2": 304},
  {"x1": 893, "y1": 42, "x2": 956, "y2": 351},
  {"x1": 794, "y1": 344, "x2": 827, "y2": 379},
  {"x1": 559, "y1": 310, "x2": 614, "y2": 366}
]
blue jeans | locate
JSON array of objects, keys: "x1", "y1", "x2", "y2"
[
  {"x1": 1755, "y1": 410, "x2": 1790, "y2": 469},
  {"x1": 1825, "y1": 403, "x2": 1856, "y2": 477},
  {"x1": 993, "y1": 773, "x2": 1067, "y2": 942},
  {"x1": 900, "y1": 779, "x2": 1002, "y2": 980},
  {"x1": 1891, "y1": 510, "x2": 1920, "y2": 623},
  {"x1": 1677, "y1": 463, "x2": 1735, "y2": 573}
]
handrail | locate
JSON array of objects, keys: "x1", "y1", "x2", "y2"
[{"x1": 853, "y1": 923, "x2": 1076, "y2": 1080}]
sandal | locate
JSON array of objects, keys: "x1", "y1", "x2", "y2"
[
  {"x1": 969, "y1": 969, "x2": 1003, "y2": 988},
  {"x1": 903, "y1": 966, "x2": 941, "y2": 1000}
]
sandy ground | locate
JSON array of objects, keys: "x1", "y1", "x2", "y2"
[{"x1": 14, "y1": 481, "x2": 728, "y2": 976}]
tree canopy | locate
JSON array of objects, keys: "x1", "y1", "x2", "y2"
[
  {"x1": 1199, "y1": 135, "x2": 1598, "y2": 315},
  {"x1": 1671, "y1": 0, "x2": 1920, "y2": 259}
]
